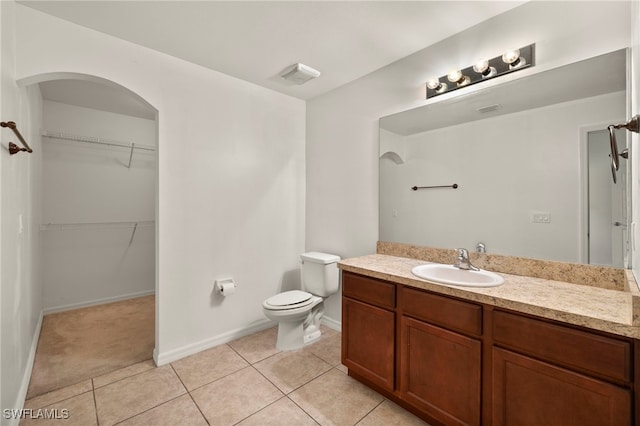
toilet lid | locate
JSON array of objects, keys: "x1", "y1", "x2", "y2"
[{"x1": 265, "y1": 290, "x2": 312, "y2": 308}]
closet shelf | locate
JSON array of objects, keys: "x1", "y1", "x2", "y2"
[
  {"x1": 40, "y1": 220, "x2": 155, "y2": 231},
  {"x1": 42, "y1": 130, "x2": 156, "y2": 152}
]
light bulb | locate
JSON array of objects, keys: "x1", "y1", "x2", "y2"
[
  {"x1": 447, "y1": 69, "x2": 462, "y2": 83},
  {"x1": 502, "y1": 49, "x2": 526, "y2": 69},
  {"x1": 447, "y1": 69, "x2": 470, "y2": 86},
  {"x1": 473, "y1": 60, "x2": 489, "y2": 73},
  {"x1": 426, "y1": 78, "x2": 440, "y2": 90},
  {"x1": 426, "y1": 78, "x2": 447, "y2": 93},
  {"x1": 473, "y1": 60, "x2": 497, "y2": 78}
]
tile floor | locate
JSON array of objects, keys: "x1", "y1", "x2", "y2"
[{"x1": 21, "y1": 326, "x2": 429, "y2": 425}]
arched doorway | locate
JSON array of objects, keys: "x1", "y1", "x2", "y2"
[{"x1": 18, "y1": 73, "x2": 159, "y2": 397}]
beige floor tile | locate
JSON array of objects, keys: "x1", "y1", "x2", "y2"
[
  {"x1": 20, "y1": 391, "x2": 97, "y2": 426},
  {"x1": 228, "y1": 326, "x2": 280, "y2": 364},
  {"x1": 336, "y1": 364, "x2": 348, "y2": 374},
  {"x1": 93, "y1": 360, "x2": 156, "y2": 388},
  {"x1": 117, "y1": 394, "x2": 207, "y2": 426},
  {"x1": 289, "y1": 369, "x2": 384, "y2": 426},
  {"x1": 24, "y1": 380, "x2": 93, "y2": 410},
  {"x1": 191, "y1": 367, "x2": 283, "y2": 425},
  {"x1": 357, "y1": 399, "x2": 430, "y2": 426},
  {"x1": 171, "y1": 344, "x2": 249, "y2": 391},
  {"x1": 236, "y1": 397, "x2": 317, "y2": 426},
  {"x1": 304, "y1": 332, "x2": 342, "y2": 366},
  {"x1": 254, "y1": 349, "x2": 332, "y2": 394},
  {"x1": 94, "y1": 365, "x2": 186, "y2": 426}
]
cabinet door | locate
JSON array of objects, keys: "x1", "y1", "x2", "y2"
[
  {"x1": 492, "y1": 347, "x2": 631, "y2": 426},
  {"x1": 342, "y1": 297, "x2": 395, "y2": 391},
  {"x1": 400, "y1": 316, "x2": 481, "y2": 426}
]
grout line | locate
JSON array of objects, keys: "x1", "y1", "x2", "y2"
[
  {"x1": 230, "y1": 395, "x2": 288, "y2": 425},
  {"x1": 226, "y1": 340, "x2": 257, "y2": 365},
  {"x1": 110, "y1": 394, "x2": 187, "y2": 425},
  {"x1": 177, "y1": 361, "x2": 252, "y2": 394},
  {"x1": 285, "y1": 395, "x2": 321, "y2": 425},
  {"x1": 250, "y1": 364, "x2": 288, "y2": 395},
  {"x1": 26, "y1": 376, "x2": 96, "y2": 403},
  {"x1": 168, "y1": 364, "x2": 190, "y2": 394},
  {"x1": 186, "y1": 391, "x2": 210, "y2": 426},
  {"x1": 354, "y1": 398, "x2": 386, "y2": 425},
  {"x1": 92, "y1": 387, "x2": 100, "y2": 426},
  {"x1": 92, "y1": 359, "x2": 157, "y2": 390},
  {"x1": 108, "y1": 366, "x2": 189, "y2": 425}
]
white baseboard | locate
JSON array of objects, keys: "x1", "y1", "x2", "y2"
[
  {"x1": 321, "y1": 315, "x2": 342, "y2": 332},
  {"x1": 43, "y1": 290, "x2": 155, "y2": 315},
  {"x1": 154, "y1": 319, "x2": 274, "y2": 366},
  {"x1": 7, "y1": 311, "x2": 44, "y2": 426}
]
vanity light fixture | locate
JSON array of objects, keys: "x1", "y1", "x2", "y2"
[
  {"x1": 426, "y1": 43, "x2": 535, "y2": 99},
  {"x1": 280, "y1": 63, "x2": 321, "y2": 85}
]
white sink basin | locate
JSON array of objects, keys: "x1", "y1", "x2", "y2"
[{"x1": 411, "y1": 264, "x2": 504, "y2": 287}]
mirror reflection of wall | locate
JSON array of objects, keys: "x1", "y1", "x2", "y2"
[{"x1": 379, "y1": 50, "x2": 628, "y2": 267}]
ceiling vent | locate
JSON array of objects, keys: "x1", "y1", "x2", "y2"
[
  {"x1": 281, "y1": 63, "x2": 321, "y2": 85},
  {"x1": 476, "y1": 104, "x2": 501, "y2": 114}
]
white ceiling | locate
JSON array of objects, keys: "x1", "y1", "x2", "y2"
[{"x1": 21, "y1": 0, "x2": 525, "y2": 114}]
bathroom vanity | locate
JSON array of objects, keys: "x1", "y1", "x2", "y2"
[{"x1": 340, "y1": 245, "x2": 640, "y2": 425}]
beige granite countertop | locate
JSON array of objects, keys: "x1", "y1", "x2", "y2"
[{"x1": 339, "y1": 254, "x2": 640, "y2": 339}]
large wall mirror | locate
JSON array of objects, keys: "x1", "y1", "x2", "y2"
[{"x1": 379, "y1": 49, "x2": 630, "y2": 268}]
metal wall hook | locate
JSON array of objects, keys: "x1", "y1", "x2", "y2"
[
  {"x1": 2, "y1": 121, "x2": 33, "y2": 155},
  {"x1": 8, "y1": 142, "x2": 28, "y2": 155},
  {"x1": 607, "y1": 115, "x2": 637, "y2": 183},
  {"x1": 611, "y1": 115, "x2": 639, "y2": 133}
]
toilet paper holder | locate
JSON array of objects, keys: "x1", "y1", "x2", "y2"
[{"x1": 214, "y1": 278, "x2": 236, "y2": 296}]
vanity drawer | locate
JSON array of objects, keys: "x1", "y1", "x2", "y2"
[
  {"x1": 493, "y1": 310, "x2": 631, "y2": 384},
  {"x1": 401, "y1": 287, "x2": 482, "y2": 336},
  {"x1": 342, "y1": 272, "x2": 396, "y2": 309}
]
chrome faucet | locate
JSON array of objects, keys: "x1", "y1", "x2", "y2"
[{"x1": 454, "y1": 248, "x2": 479, "y2": 271}]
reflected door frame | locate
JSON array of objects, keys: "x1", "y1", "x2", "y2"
[{"x1": 580, "y1": 123, "x2": 628, "y2": 268}]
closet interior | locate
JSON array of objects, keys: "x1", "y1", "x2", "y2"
[{"x1": 39, "y1": 80, "x2": 157, "y2": 313}]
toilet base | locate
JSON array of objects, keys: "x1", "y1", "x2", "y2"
[
  {"x1": 275, "y1": 322, "x2": 323, "y2": 351},
  {"x1": 303, "y1": 326, "x2": 321, "y2": 345},
  {"x1": 273, "y1": 311, "x2": 324, "y2": 351}
]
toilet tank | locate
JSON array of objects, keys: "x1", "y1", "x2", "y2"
[{"x1": 300, "y1": 252, "x2": 341, "y2": 297}]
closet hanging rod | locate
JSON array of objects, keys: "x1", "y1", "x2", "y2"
[
  {"x1": 2, "y1": 121, "x2": 33, "y2": 154},
  {"x1": 40, "y1": 220, "x2": 155, "y2": 231},
  {"x1": 42, "y1": 130, "x2": 155, "y2": 152}
]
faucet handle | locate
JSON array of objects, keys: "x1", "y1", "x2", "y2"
[{"x1": 456, "y1": 248, "x2": 469, "y2": 258}]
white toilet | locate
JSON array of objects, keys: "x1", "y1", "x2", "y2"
[{"x1": 263, "y1": 252, "x2": 340, "y2": 350}]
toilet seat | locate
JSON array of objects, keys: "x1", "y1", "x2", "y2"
[{"x1": 264, "y1": 290, "x2": 313, "y2": 310}]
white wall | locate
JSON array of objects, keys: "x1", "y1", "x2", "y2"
[
  {"x1": 307, "y1": 1, "x2": 632, "y2": 323},
  {"x1": 380, "y1": 92, "x2": 625, "y2": 263},
  {"x1": 40, "y1": 100, "x2": 156, "y2": 311},
  {"x1": 0, "y1": 1, "x2": 44, "y2": 420},
  {"x1": 14, "y1": 4, "x2": 305, "y2": 365}
]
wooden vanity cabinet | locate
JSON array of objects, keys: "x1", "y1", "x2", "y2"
[
  {"x1": 341, "y1": 272, "x2": 396, "y2": 391},
  {"x1": 491, "y1": 310, "x2": 633, "y2": 426},
  {"x1": 341, "y1": 271, "x2": 636, "y2": 425},
  {"x1": 400, "y1": 287, "x2": 482, "y2": 426}
]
